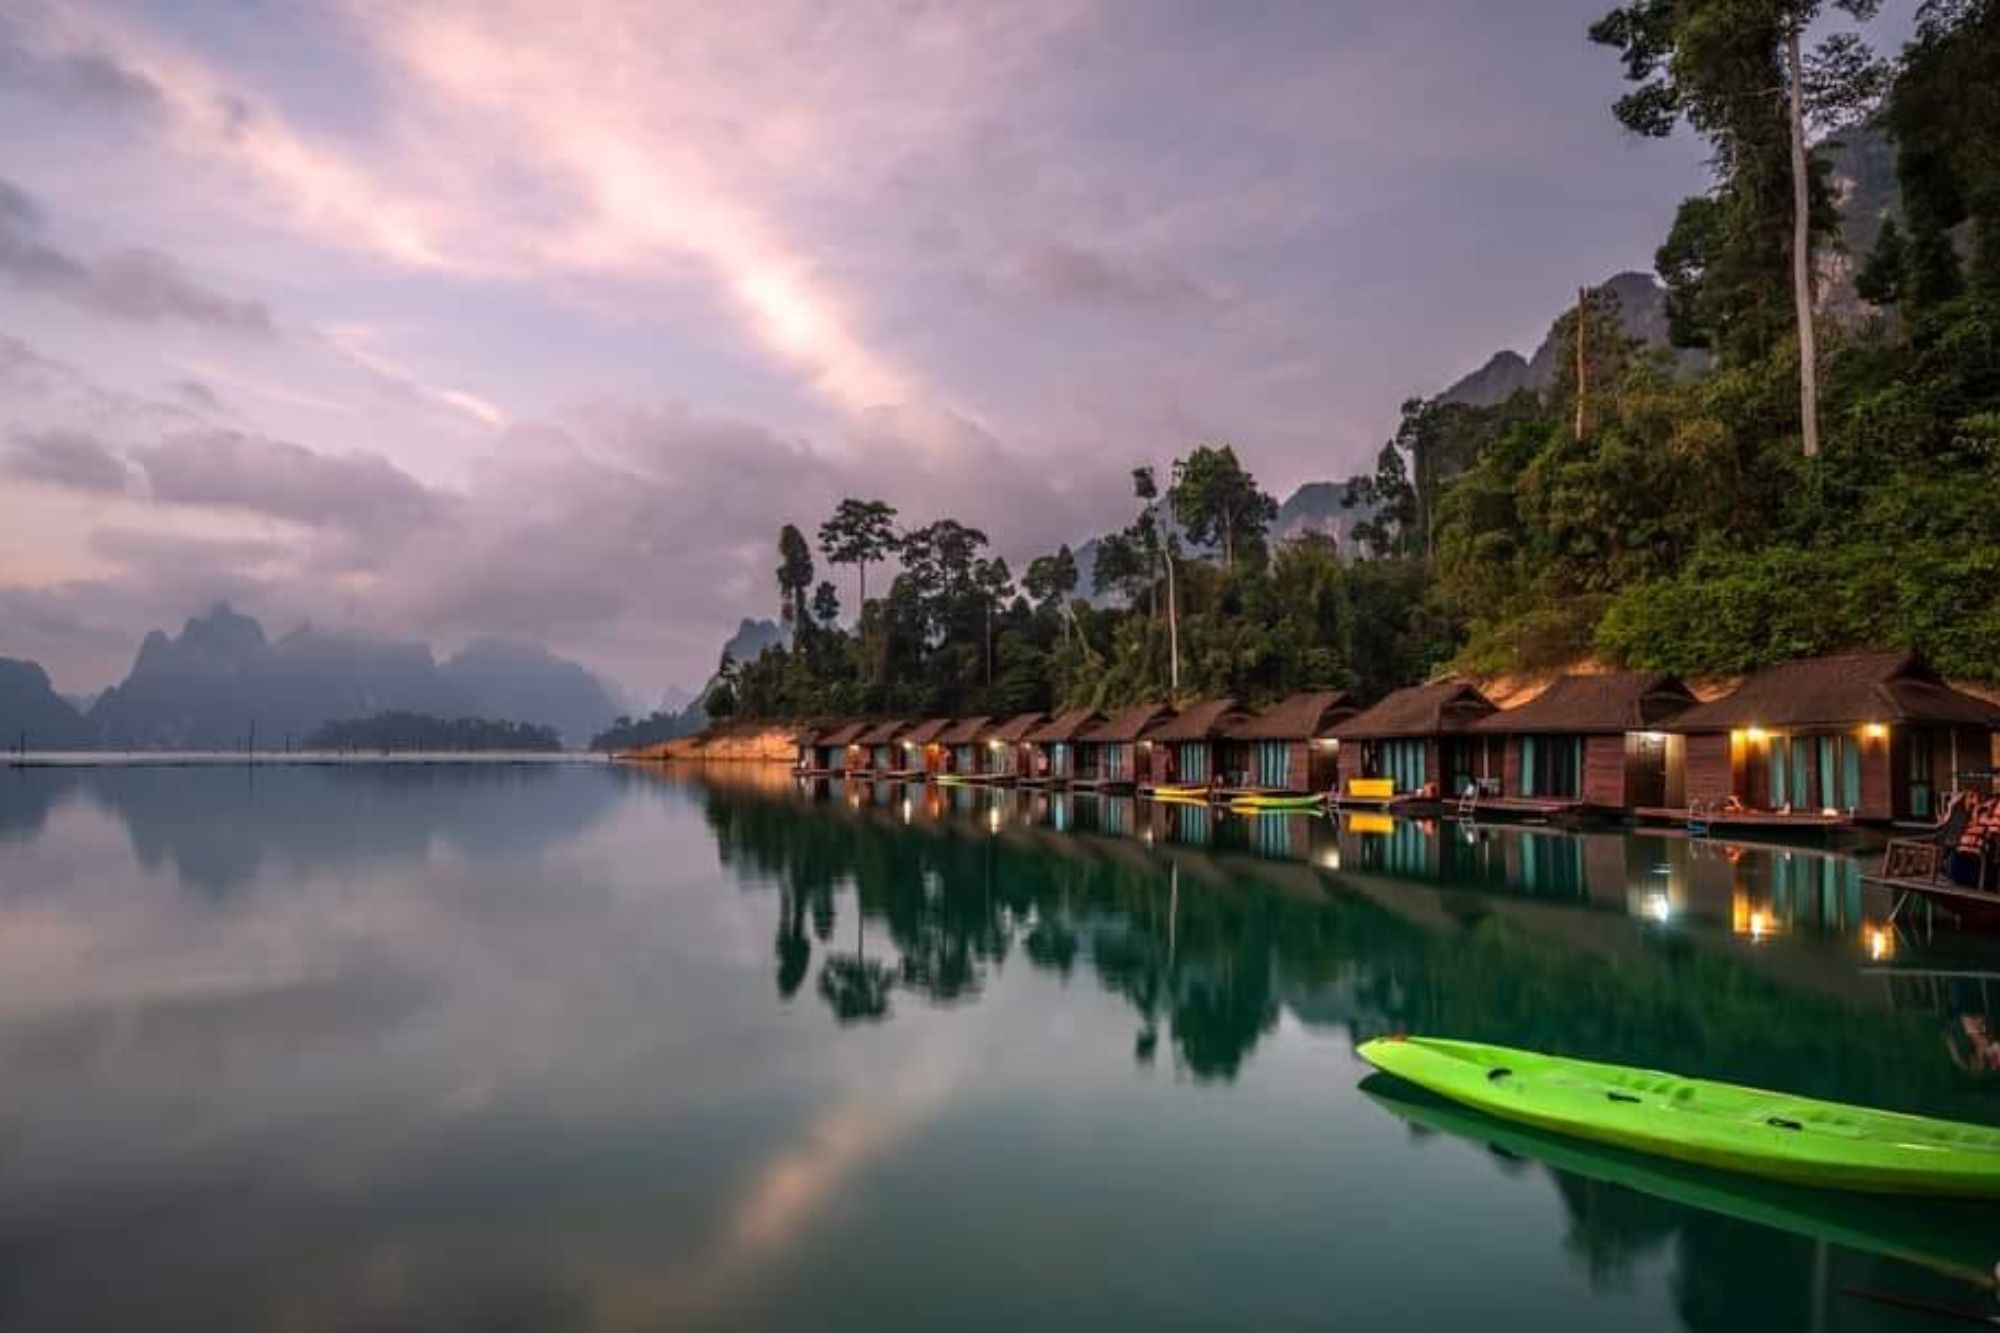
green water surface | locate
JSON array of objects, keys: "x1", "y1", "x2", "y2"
[{"x1": 1, "y1": 762, "x2": 1997, "y2": 1331}]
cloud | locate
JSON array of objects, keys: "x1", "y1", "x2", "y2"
[
  {"x1": 130, "y1": 429, "x2": 443, "y2": 533},
  {"x1": 0, "y1": 12, "x2": 162, "y2": 113},
  {"x1": 1015, "y1": 242, "x2": 1212, "y2": 308},
  {"x1": 5, "y1": 428, "x2": 130, "y2": 494},
  {"x1": 0, "y1": 177, "x2": 273, "y2": 335}
]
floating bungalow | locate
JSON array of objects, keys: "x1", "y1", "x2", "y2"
[
  {"x1": 1225, "y1": 691, "x2": 1358, "y2": 794},
  {"x1": 1077, "y1": 703, "x2": 1174, "y2": 790},
  {"x1": 853, "y1": 719, "x2": 911, "y2": 777},
  {"x1": 1328, "y1": 680, "x2": 1498, "y2": 801},
  {"x1": 896, "y1": 718, "x2": 953, "y2": 777},
  {"x1": 1141, "y1": 698, "x2": 1251, "y2": 788},
  {"x1": 1465, "y1": 672, "x2": 1697, "y2": 816},
  {"x1": 940, "y1": 715, "x2": 997, "y2": 776},
  {"x1": 1024, "y1": 709, "x2": 1105, "y2": 783},
  {"x1": 801, "y1": 721, "x2": 868, "y2": 776},
  {"x1": 1654, "y1": 651, "x2": 2000, "y2": 825},
  {"x1": 986, "y1": 712, "x2": 1048, "y2": 781}
]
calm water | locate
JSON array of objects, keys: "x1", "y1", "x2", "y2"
[{"x1": 3, "y1": 762, "x2": 2000, "y2": 1331}]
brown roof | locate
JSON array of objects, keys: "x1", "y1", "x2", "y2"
[
  {"x1": 899, "y1": 717, "x2": 953, "y2": 746},
  {"x1": 1470, "y1": 671, "x2": 1695, "y2": 735},
  {"x1": 1026, "y1": 708, "x2": 1103, "y2": 743},
  {"x1": 1145, "y1": 697, "x2": 1249, "y2": 742},
  {"x1": 855, "y1": 719, "x2": 910, "y2": 746},
  {"x1": 1328, "y1": 680, "x2": 1496, "y2": 739},
  {"x1": 940, "y1": 715, "x2": 996, "y2": 744},
  {"x1": 815, "y1": 721, "x2": 869, "y2": 747},
  {"x1": 1227, "y1": 690, "x2": 1358, "y2": 740},
  {"x1": 1664, "y1": 652, "x2": 2000, "y2": 732},
  {"x1": 988, "y1": 711, "x2": 1047, "y2": 743},
  {"x1": 1083, "y1": 702, "x2": 1174, "y2": 744}
]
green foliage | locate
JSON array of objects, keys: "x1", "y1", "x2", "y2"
[
  {"x1": 1168, "y1": 444, "x2": 1277, "y2": 568},
  {"x1": 817, "y1": 498, "x2": 900, "y2": 606},
  {"x1": 304, "y1": 712, "x2": 562, "y2": 752}
]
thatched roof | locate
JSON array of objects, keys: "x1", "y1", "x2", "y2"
[
  {"x1": 1664, "y1": 652, "x2": 2000, "y2": 731},
  {"x1": 815, "y1": 721, "x2": 870, "y2": 747},
  {"x1": 988, "y1": 712, "x2": 1048, "y2": 743},
  {"x1": 855, "y1": 719, "x2": 910, "y2": 746},
  {"x1": 1145, "y1": 698, "x2": 1250, "y2": 742},
  {"x1": 1084, "y1": 702, "x2": 1175, "y2": 744},
  {"x1": 1328, "y1": 680, "x2": 1496, "y2": 739},
  {"x1": 940, "y1": 715, "x2": 996, "y2": 745},
  {"x1": 1227, "y1": 690, "x2": 1358, "y2": 741},
  {"x1": 1470, "y1": 671, "x2": 1695, "y2": 735},
  {"x1": 900, "y1": 717, "x2": 953, "y2": 746},
  {"x1": 1026, "y1": 708, "x2": 1103, "y2": 743}
]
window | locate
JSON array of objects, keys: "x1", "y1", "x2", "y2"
[
  {"x1": 1255, "y1": 741, "x2": 1292, "y2": 789},
  {"x1": 1179, "y1": 742, "x2": 1209, "y2": 783},
  {"x1": 1382, "y1": 739, "x2": 1427, "y2": 793},
  {"x1": 1519, "y1": 736, "x2": 1582, "y2": 798}
]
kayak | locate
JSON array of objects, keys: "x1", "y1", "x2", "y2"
[
  {"x1": 1150, "y1": 784, "x2": 1211, "y2": 801},
  {"x1": 1360, "y1": 1075, "x2": 2000, "y2": 1287},
  {"x1": 1357, "y1": 1036, "x2": 2000, "y2": 1197},
  {"x1": 1229, "y1": 793, "x2": 1327, "y2": 812}
]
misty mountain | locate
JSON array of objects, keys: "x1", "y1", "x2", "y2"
[
  {"x1": 441, "y1": 638, "x2": 622, "y2": 747},
  {"x1": 592, "y1": 617, "x2": 786, "y2": 750},
  {"x1": 83, "y1": 604, "x2": 620, "y2": 750},
  {"x1": 1438, "y1": 271, "x2": 1687, "y2": 408},
  {"x1": 719, "y1": 618, "x2": 786, "y2": 666},
  {"x1": 0, "y1": 658, "x2": 89, "y2": 749}
]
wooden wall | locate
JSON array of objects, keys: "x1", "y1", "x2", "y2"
[
  {"x1": 1684, "y1": 733, "x2": 1735, "y2": 807},
  {"x1": 1582, "y1": 735, "x2": 1627, "y2": 807}
]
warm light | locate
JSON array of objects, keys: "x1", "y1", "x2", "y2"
[
  {"x1": 989, "y1": 740, "x2": 1004, "y2": 749},
  {"x1": 1318, "y1": 849, "x2": 1342, "y2": 871},
  {"x1": 1644, "y1": 893, "x2": 1671, "y2": 924},
  {"x1": 1744, "y1": 727, "x2": 1769, "y2": 744},
  {"x1": 1865, "y1": 924, "x2": 1895, "y2": 962},
  {"x1": 1821, "y1": 806, "x2": 1839, "y2": 818},
  {"x1": 1863, "y1": 723, "x2": 1888, "y2": 741},
  {"x1": 1637, "y1": 731, "x2": 1666, "y2": 743},
  {"x1": 987, "y1": 807, "x2": 1003, "y2": 834},
  {"x1": 1749, "y1": 910, "x2": 1769, "y2": 941}
]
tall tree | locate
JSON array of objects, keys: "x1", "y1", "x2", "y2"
[
  {"x1": 819, "y1": 499, "x2": 901, "y2": 609},
  {"x1": 1591, "y1": 0, "x2": 1886, "y2": 456},
  {"x1": 1169, "y1": 444, "x2": 1277, "y2": 568},
  {"x1": 973, "y1": 557, "x2": 1014, "y2": 686},
  {"x1": 812, "y1": 580, "x2": 842, "y2": 629},
  {"x1": 777, "y1": 524, "x2": 815, "y2": 649},
  {"x1": 1025, "y1": 545, "x2": 1081, "y2": 650},
  {"x1": 1133, "y1": 466, "x2": 1180, "y2": 693}
]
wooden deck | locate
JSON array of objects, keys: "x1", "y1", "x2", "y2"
[
  {"x1": 1864, "y1": 873, "x2": 2000, "y2": 926},
  {"x1": 1635, "y1": 806, "x2": 1852, "y2": 834},
  {"x1": 1457, "y1": 795, "x2": 1588, "y2": 821}
]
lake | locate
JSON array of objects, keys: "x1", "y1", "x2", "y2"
[{"x1": 2, "y1": 760, "x2": 1998, "y2": 1331}]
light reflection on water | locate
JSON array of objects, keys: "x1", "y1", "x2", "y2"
[{"x1": 0, "y1": 761, "x2": 1997, "y2": 1331}]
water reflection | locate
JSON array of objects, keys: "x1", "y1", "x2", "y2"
[{"x1": 731, "y1": 772, "x2": 2000, "y2": 1112}]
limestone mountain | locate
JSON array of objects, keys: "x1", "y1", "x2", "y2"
[
  {"x1": 0, "y1": 657, "x2": 89, "y2": 749},
  {"x1": 82, "y1": 604, "x2": 621, "y2": 749}
]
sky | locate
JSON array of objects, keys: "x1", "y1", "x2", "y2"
[{"x1": 0, "y1": 0, "x2": 1831, "y2": 701}]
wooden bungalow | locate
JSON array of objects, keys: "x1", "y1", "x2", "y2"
[
  {"x1": 896, "y1": 718, "x2": 953, "y2": 777},
  {"x1": 1327, "y1": 680, "x2": 1498, "y2": 800},
  {"x1": 1657, "y1": 651, "x2": 2000, "y2": 824},
  {"x1": 940, "y1": 716, "x2": 997, "y2": 776},
  {"x1": 803, "y1": 721, "x2": 868, "y2": 776},
  {"x1": 1465, "y1": 671, "x2": 1697, "y2": 814},
  {"x1": 1076, "y1": 703, "x2": 1174, "y2": 790},
  {"x1": 986, "y1": 712, "x2": 1048, "y2": 781},
  {"x1": 1140, "y1": 698, "x2": 1252, "y2": 789},
  {"x1": 1224, "y1": 691, "x2": 1358, "y2": 794},
  {"x1": 1024, "y1": 709, "x2": 1105, "y2": 783},
  {"x1": 853, "y1": 719, "x2": 911, "y2": 777}
]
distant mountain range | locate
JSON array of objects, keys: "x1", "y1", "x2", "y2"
[{"x1": 3, "y1": 604, "x2": 623, "y2": 749}]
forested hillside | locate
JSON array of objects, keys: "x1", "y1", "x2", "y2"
[{"x1": 712, "y1": 0, "x2": 2000, "y2": 721}]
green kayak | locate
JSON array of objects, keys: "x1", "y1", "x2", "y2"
[
  {"x1": 1228, "y1": 793, "x2": 1326, "y2": 812},
  {"x1": 1357, "y1": 1036, "x2": 2000, "y2": 1197},
  {"x1": 1362, "y1": 1075, "x2": 2000, "y2": 1287}
]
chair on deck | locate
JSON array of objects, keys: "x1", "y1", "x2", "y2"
[{"x1": 1881, "y1": 794, "x2": 1974, "y2": 882}]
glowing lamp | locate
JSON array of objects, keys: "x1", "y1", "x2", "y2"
[
  {"x1": 1863, "y1": 723, "x2": 1888, "y2": 741},
  {"x1": 1744, "y1": 727, "x2": 1769, "y2": 744}
]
